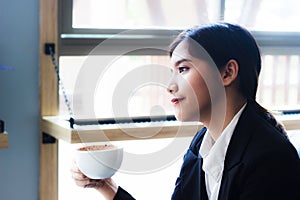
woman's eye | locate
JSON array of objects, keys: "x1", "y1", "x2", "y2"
[{"x1": 178, "y1": 66, "x2": 189, "y2": 73}]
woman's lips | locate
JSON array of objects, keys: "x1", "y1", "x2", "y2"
[{"x1": 171, "y1": 98, "x2": 183, "y2": 105}]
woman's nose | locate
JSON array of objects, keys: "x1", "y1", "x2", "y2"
[{"x1": 167, "y1": 82, "x2": 178, "y2": 94}]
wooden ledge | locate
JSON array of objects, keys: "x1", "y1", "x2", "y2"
[
  {"x1": 275, "y1": 114, "x2": 300, "y2": 131},
  {"x1": 41, "y1": 116, "x2": 203, "y2": 144},
  {"x1": 0, "y1": 132, "x2": 8, "y2": 148},
  {"x1": 41, "y1": 114, "x2": 300, "y2": 144}
]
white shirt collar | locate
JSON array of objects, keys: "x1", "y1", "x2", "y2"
[{"x1": 199, "y1": 103, "x2": 247, "y2": 182}]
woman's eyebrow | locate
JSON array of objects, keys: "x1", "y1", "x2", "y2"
[{"x1": 174, "y1": 58, "x2": 192, "y2": 67}]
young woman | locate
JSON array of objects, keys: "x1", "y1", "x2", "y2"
[{"x1": 72, "y1": 23, "x2": 300, "y2": 200}]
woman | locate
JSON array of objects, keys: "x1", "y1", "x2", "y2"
[{"x1": 72, "y1": 23, "x2": 300, "y2": 200}]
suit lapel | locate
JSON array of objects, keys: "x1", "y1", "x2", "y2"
[{"x1": 218, "y1": 103, "x2": 256, "y2": 199}]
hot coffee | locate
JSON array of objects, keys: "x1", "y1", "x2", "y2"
[{"x1": 78, "y1": 144, "x2": 115, "y2": 151}]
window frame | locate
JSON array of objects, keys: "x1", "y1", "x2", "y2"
[
  {"x1": 59, "y1": 0, "x2": 300, "y2": 56},
  {"x1": 59, "y1": 0, "x2": 186, "y2": 56}
]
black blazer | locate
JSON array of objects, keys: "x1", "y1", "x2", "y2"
[
  {"x1": 172, "y1": 101, "x2": 300, "y2": 200},
  {"x1": 114, "y1": 101, "x2": 300, "y2": 200}
]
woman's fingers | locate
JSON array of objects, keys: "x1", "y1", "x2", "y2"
[
  {"x1": 84, "y1": 179, "x2": 105, "y2": 188},
  {"x1": 70, "y1": 165, "x2": 105, "y2": 188},
  {"x1": 70, "y1": 159, "x2": 118, "y2": 198},
  {"x1": 71, "y1": 168, "x2": 86, "y2": 180},
  {"x1": 72, "y1": 173, "x2": 90, "y2": 187},
  {"x1": 70, "y1": 159, "x2": 108, "y2": 189},
  {"x1": 72, "y1": 173, "x2": 102, "y2": 188},
  {"x1": 70, "y1": 165, "x2": 91, "y2": 187}
]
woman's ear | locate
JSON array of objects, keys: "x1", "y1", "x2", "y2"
[{"x1": 221, "y1": 59, "x2": 239, "y2": 86}]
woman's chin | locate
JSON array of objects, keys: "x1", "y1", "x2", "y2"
[{"x1": 175, "y1": 114, "x2": 198, "y2": 122}]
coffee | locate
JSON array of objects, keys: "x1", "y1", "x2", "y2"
[{"x1": 78, "y1": 144, "x2": 115, "y2": 151}]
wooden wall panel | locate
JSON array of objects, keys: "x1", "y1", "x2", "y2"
[{"x1": 39, "y1": 0, "x2": 59, "y2": 200}]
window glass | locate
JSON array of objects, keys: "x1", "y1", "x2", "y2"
[
  {"x1": 224, "y1": 0, "x2": 300, "y2": 31},
  {"x1": 59, "y1": 54, "x2": 300, "y2": 118},
  {"x1": 257, "y1": 54, "x2": 300, "y2": 110},
  {"x1": 59, "y1": 55, "x2": 174, "y2": 118},
  {"x1": 72, "y1": 0, "x2": 220, "y2": 29}
]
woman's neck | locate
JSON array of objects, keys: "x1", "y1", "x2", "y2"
[{"x1": 205, "y1": 94, "x2": 247, "y2": 141}]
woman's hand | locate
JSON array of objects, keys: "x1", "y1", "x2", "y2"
[{"x1": 71, "y1": 161, "x2": 118, "y2": 200}]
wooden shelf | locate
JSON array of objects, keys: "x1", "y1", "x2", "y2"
[
  {"x1": 0, "y1": 132, "x2": 8, "y2": 148},
  {"x1": 41, "y1": 114, "x2": 300, "y2": 144},
  {"x1": 41, "y1": 116, "x2": 203, "y2": 144}
]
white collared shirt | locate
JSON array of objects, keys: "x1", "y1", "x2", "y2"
[{"x1": 199, "y1": 104, "x2": 246, "y2": 200}]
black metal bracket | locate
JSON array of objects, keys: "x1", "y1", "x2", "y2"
[
  {"x1": 0, "y1": 119, "x2": 4, "y2": 133},
  {"x1": 44, "y1": 43, "x2": 55, "y2": 55},
  {"x1": 69, "y1": 117, "x2": 74, "y2": 129},
  {"x1": 42, "y1": 132, "x2": 56, "y2": 144}
]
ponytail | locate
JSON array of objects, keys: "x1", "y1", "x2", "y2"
[{"x1": 251, "y1": 100, "x2": 288, "y2": 139}]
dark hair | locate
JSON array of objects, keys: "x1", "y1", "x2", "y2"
[{"x1": 169, "y1": 22, "x2": 287, "y2": 137}]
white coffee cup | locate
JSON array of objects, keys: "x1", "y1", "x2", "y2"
[{"x1": 76, "y1": 144, "x2": 123, "y2": 179}]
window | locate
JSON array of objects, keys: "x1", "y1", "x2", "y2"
[
  {"x1": 224, "y1": 0, "x2": 300, "y2": 32},
  {"x1": 59, "y1": 53, "x2": 300, "y2": 119},
  {"x1": 59, "y1": 0, "x2": 300, "y2": 116},
  {"x1": 56, "y1": 1, "x2": 300, "y2": 200},
  {"x1": 59, "y1": 55, "x2": 173, "y2": 118},
  {"x1": 72, "y1": 0, "x2": 220, "y2": 30},
  {"x1": 257, "y1": 54, "x2": 300, "y2": 110}
]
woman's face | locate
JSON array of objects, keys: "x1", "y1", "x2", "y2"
[{"x1": 168, "y1": 40, "x2": 223, "y2": 122}]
